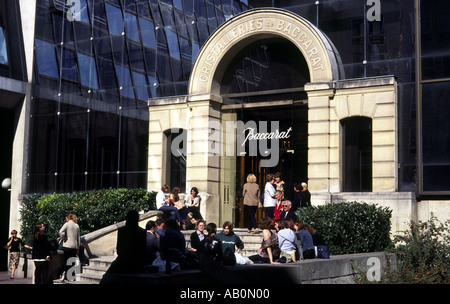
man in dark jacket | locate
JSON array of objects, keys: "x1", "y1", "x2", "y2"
[
  {"x1": 215, "y1": 221, "x2": 244, "y2": 254},
  {"x1": 280, "y1": 200, "x2": 298, "y2": 221}
]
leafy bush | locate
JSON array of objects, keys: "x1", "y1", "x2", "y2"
[
  {"x1": 384, "y1": 215, "x2": 450, "y2": 283},
  {"x1": 20, "y1": 188, "x2": 156, "y2": 244},
  {"x1": 296, "y1": 202, "x2": 393, "y2": 255}
]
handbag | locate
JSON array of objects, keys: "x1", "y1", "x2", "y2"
[{"x1": 315, "y1": 245, "x2": 330, "y2": 259}]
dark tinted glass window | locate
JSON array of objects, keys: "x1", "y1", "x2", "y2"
[
  {"x1": 140, "y1": 17, "x2": 156, "y2": 49},
  {"x1": 115, "y1": 64, "x2": 135, "y2": 99},
  {"x1": 124, "y1": 12, "x2": 140, "y2": 43},
  {"x1": 35, "y1": 39, "x2": 59, "y2": 78},
  {"x1": 422, "y1": 82, "x2": 450, "y2": 191},
  {"x1": 133, "y1": 71, "x2": 149, "y2": 101},
  {"x1": 58, "y1": 48, "x2": 79, "y2": 82},
  {"x1": 78, "y1": 52, "x2": 99, "y2": 89},
  {"x1": 106, "y1": 3, "x2": 124, "y2": 35},
  {"x1": 165, "y1": 28, "x2": 180, "y2": 60},
  {"x1": 421, "y1": 1, "x2": 450, "y2": 80},
  {"x1": 0, "y1": 27, "x2": 8, "y2": 65}
]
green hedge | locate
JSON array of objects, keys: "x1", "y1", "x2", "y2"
[
  {"x1": 20, "y1": 188, "x2": 156, "y2": 244},
  {"x1": 296, "y1": 202, "x2": 393, "y2": 255}
]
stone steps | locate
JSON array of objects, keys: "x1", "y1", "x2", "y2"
[{"x1": 76, "y1": 229, "x2": 262, "y2": 284}]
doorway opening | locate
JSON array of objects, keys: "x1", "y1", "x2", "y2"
[{"x1": 233, "y1": 104, "x2": 308, "y2": 228}]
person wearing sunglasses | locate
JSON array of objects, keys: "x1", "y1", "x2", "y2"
[{"x1": 279, "y1": 200, "x2": 297, "y2": 221}]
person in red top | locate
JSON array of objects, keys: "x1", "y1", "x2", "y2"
[{"x1": 273, "y1": 190, "x2": 283, "y2": 221}]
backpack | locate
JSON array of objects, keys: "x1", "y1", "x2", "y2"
[{"x1": 222, "y1": 246, "x2": 236, "y2": 266}]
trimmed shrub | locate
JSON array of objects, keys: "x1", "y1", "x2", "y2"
[
  {"x1": 296, "y1": 201, "x2": 393, "y2": 255},
  {"x1": 20, "y1": 188, "x2": 156, "y2": 244}
]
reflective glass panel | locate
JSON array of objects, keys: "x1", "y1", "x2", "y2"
[
  {"x1": 105, "y1": 3, "x2": 124, "y2": 35},
  {"x1": 35, "y1": 39, "x2": 59, "y2": 78},
  {"x1": 0, "y1": 27, "x2": 8, "y2": 65},
  {"x1": 58, "y1": 47, "x2": 79, "y2": 82},
  {"x1": 422, "y1": 82, "x2": 450, "y2": 191},
  {"x1": 78, "y1": 52, "x2": 99, "y2": 89},
  {"x1": 133, "y1": 71, "x2": 149, "y2": 101},
  {"x1": 139, "y1": 17, "x2": 156, "y2": 49},
  {"x1": 115, "y1": 64, "x2": 135, "y2": 99},
  {"x1": 124, "y1": 12, "x2": 140, "y2": 43},
  {"x1": 165, "y1": 28, "x2": 181, "y2": 60}
]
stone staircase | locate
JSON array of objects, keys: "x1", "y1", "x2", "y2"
[{"x1": 75, "y1": 228, "x2": 263, "y2": 284}]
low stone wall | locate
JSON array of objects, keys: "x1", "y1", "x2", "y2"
[
  {"x1": 83, "y1": 210, "x2": 162, "y2": 257},
  {"x1": 231, "y1": 251, "x2": 396, "y2": 284},
  {"x1": 101, "y1": 251, "x2": 396, "y2": 284}
]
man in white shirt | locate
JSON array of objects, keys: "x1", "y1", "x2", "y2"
[{"x1": 156, "y1": 185, "x2": 169, "y2": 209}]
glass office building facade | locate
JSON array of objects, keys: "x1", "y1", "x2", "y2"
[
  {"x1": 1, "y1": 1, "x2": 450, "y2": 268},
  {"x1": 14, "y1": 0, "x2": 446, "y2": 196}
]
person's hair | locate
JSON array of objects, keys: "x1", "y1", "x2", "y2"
[
  {"x1": 285, "y1": 218, "x2": 295, "y2": 230},
  {"x1": 125, "y1": 210, "x2": 139, "y2": 227},
  {"x1": 294, "y1": 221, "x2": 306, "y2": 230},
  {"x1": 294, "y1": 183, "x2": 301, "y2": 190},
  {"x1": 247, "y1": 173, "x2": 257, "y2": 183},
  {"x1": 258, "y1": 217, "x2": 275, "y2": 230},
  {"x1": 173, "y1": 193, "x2": 180, "y2": 202},
  {"x1": 66, "y1": 213, "x2": 77, "y2": 223},
  {"x1": 274, "y1": 172, "x2": 282, "y2": 179},
  {"x1": 11, "y1": 229, "x2": 17, "y2": 235},
  {"x1": 161, "y1": 184, "x2": 169, "y2": 192},
  {"x1": 164, "y1": 219, "x2": 180, "y2": 230},
  {"x1": 275, "y1": 190, "x2": 282, "y2": 195},
  {"x1": 146, "y1": 220, "x2": 156, "y2": 230},
  {"x1": 191, "y1": 187, "x2": 199, "y2": 196},
  {"x1": 301, "y1": 182, "x2": 308, "y2": 188},
  {"x1": 283, "y1": 200, "x2": 292, "y2": 206},
  {"x1": 274, "y1": 219, "x2": 286, "y2": 230},
  {"x1": 206, "y1": 222, "x2": 217, "y2": 239},
  {"x1": 222, "y1": 221, "x2": 233, "y2": 231},
  {"x1": 172, "y1": 187, "x2": 180, "y2": 195},
  {"x1": 196, "y1": 219, "x2": 206, "y2": 228},
  {"x1": 155, "y1": 218, "x2": 165, "y2": 226},
  {"x1": 32, "y1": 223, "x2": 45, "y2": 241},
  {"x1": 266, "y1": 173, "x2": 274, "y2": 181},
  {"x1": 304, "y1": 225, "x2": 317, "y2": 235}
]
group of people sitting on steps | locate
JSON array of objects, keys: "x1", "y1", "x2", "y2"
[
  {"x1": 156, "y1": 185, "x2": 203, "y2": 230},
  {"x1": 104, "y1": 207, "x2": 329, "y2": 279}
]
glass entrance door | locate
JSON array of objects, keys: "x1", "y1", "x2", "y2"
[{"x1": 231, "y1": 103, "x2": 308, "y2": 228}]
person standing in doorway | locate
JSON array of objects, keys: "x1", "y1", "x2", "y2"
[
  {"x1": 264, "y1": 174, "x2": 277, "y2": 219},
  {"x1": 301, "y1": 182, "x2": 311, "y2": 208},
  {"x1": 243, "y1": 173, "x2": 260, "y2": 234},
  {"x1": 274, "y1": 172, "x2": 285, "y2": 198},
  {"x1": 59, "y1": 213, "x2": 80, "y2": 281}
]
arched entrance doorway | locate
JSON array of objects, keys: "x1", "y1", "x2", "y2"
[{"x1": 186, "y1": 8, "x2": 343, "y2": 226}]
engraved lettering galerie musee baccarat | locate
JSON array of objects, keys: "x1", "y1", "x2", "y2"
[{"x1": 198, "y1": 16, "x2": 324, "y2": 83}]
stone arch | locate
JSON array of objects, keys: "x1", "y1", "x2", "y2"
[{"x1": 189, "y1": 8, "x2": 344, "y2": 97}]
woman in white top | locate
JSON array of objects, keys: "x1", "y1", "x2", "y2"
[
  {"x1": 59, "y1": 213, "x2": 80, "y2": 281},
  {"x1": 264, "y1": 173, "x2": 277, "y2": 219}
]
